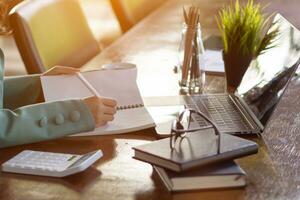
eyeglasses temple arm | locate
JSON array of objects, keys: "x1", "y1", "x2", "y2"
[
  {"x1": 190, "y1": 109, "x2": 220, "y2": 136},
  {"x1": 191, "y1": 109, "x2": 221, "y2": 154}
]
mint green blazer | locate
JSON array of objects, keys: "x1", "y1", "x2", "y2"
[{"x1": 0, "y1": 50, "x2": 95, "y2": 148}]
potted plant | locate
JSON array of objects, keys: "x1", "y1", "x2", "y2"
[{"x1": 217, "y1": 0, "x2": 278, "y2": 92}]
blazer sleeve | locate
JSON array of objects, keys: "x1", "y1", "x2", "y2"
[
  {"x1": 0, "y1": 99, "x2": 95, "y2": 148},
  {"x1": 3, "y1": 74, "x2": 43, "y2": 110}
]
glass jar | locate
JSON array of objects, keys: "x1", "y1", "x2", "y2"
[{"x1": 178, "y1": 23, "x2": 205, "y2": 93}]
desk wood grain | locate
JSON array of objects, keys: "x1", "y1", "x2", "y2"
[{"x1": 1, "y1": 0, "x2": 300, "y2": 200}]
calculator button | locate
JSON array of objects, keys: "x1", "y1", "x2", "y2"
[
  {"x1": 36, "y1": 166, "x2": 47, "y2": 170},
  {"x1": 8, "y1": 164, "x2": 15, "y2": 167}
]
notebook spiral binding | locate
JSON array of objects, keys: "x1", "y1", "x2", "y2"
[{"x1": 117, "y1": 104, "x2": 144, "y2": 110}]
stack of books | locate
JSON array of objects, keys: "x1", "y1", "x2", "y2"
[{"x1": 133, "y1": 129, "x2": 258, "y2": 192}]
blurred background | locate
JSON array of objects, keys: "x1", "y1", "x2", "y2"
[
  {"x1": 0, "y1": 0, "x2": 164, "y2": 76},
  {"x1": 1, "y1": 0, "x2": 300, "y2": 76}
]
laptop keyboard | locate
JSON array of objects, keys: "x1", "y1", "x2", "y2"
[{"x1": 187, "y1": 94, "x2": 253, "y2": 133}]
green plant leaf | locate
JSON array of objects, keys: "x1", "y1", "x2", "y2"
[{"x1": 216, "y1": 0, "x2": 279, "y2": 57}]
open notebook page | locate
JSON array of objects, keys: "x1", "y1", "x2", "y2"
[
  {"x1": 42, "y1": 68, "x2": 144, "y2": 108},
  {"x1": 41, "y1": 67, "x2": 155, "y2": 136}
]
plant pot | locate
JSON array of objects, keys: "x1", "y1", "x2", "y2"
[{"x1": 222, "y1": 51, "x2": 253, "y2": 93}]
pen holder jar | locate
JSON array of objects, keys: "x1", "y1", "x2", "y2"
[{"x1": 178, "y1": 23, "x2": 205, "y2": 93}]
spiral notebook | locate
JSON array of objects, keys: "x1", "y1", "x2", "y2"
[{"x1": 41, "y1": 67, "x2": 155, "y2": 136}]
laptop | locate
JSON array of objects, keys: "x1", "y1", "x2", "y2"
[
  {"x1": 184, "y1": 14, "x2": 300, "y2": 135},
  {"x1": 151, "y1": 14, "x2": 300, "y2": 136}
]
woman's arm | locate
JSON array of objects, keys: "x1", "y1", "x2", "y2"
[
  {"x1": 3, "y1": 74, "x2": 43, "y2": 110},
  {"x1": 0, "y1": 99, "x2": 95, "y2": 148},
  {"x1": 1, "y1": 66, "x2": 116, "y2": 148}
]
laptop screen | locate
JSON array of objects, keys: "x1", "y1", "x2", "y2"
[{"x1": 237, "y1": 14, "x2": 300, "y2": 126}]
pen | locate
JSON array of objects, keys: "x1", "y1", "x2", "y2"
[{"x1": 76, "y1": 72, "x2": 101, "y2": 97}]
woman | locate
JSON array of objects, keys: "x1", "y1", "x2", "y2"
[{"x1": 0, "y1": 49, "x2": 117, "y2": 148}]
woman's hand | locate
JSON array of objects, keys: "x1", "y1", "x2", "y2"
[
  {"x1": 42, "y1": 66, "x2": 80, "y2": 76},
  {"x1": 43, "y1": 66, "x2": 117, "y2": 127},
  {"x1": 83, "y1": 96, "x2": 117, "y2": 127}
]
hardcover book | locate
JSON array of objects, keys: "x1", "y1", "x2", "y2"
[
  {"x1": 133, "y1": 129, "x2": 258, "y2": 172},
  {"x1": 153, "y1": 161, "x2": 246, "y2": 192}
]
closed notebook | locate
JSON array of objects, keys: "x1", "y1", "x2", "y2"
[
  {"x1": 133, "y1": 129, "x2": 258, "y2": 172},
  {"x1": 153, "y1": 161, "x2": 246, "y2": 192},
  {"x1": 41, "y1": 67, "x2": 155, "y2": 136}
]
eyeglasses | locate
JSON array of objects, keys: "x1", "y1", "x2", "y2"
[{"x1": 170, "y1": 108, "x2": 220, "y2": 153}]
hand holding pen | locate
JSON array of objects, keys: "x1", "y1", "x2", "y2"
[{"x1": 43, "y1": 66, "x2": 117, "y2": 127}]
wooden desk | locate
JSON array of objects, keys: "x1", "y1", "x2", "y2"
[{"x1": 1, "y1": 0, "x2": 300, "y2": 199}]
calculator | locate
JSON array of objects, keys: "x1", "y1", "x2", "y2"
[{"x1": 1, "y1": 150, "x2": 103, "y2": 177}]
